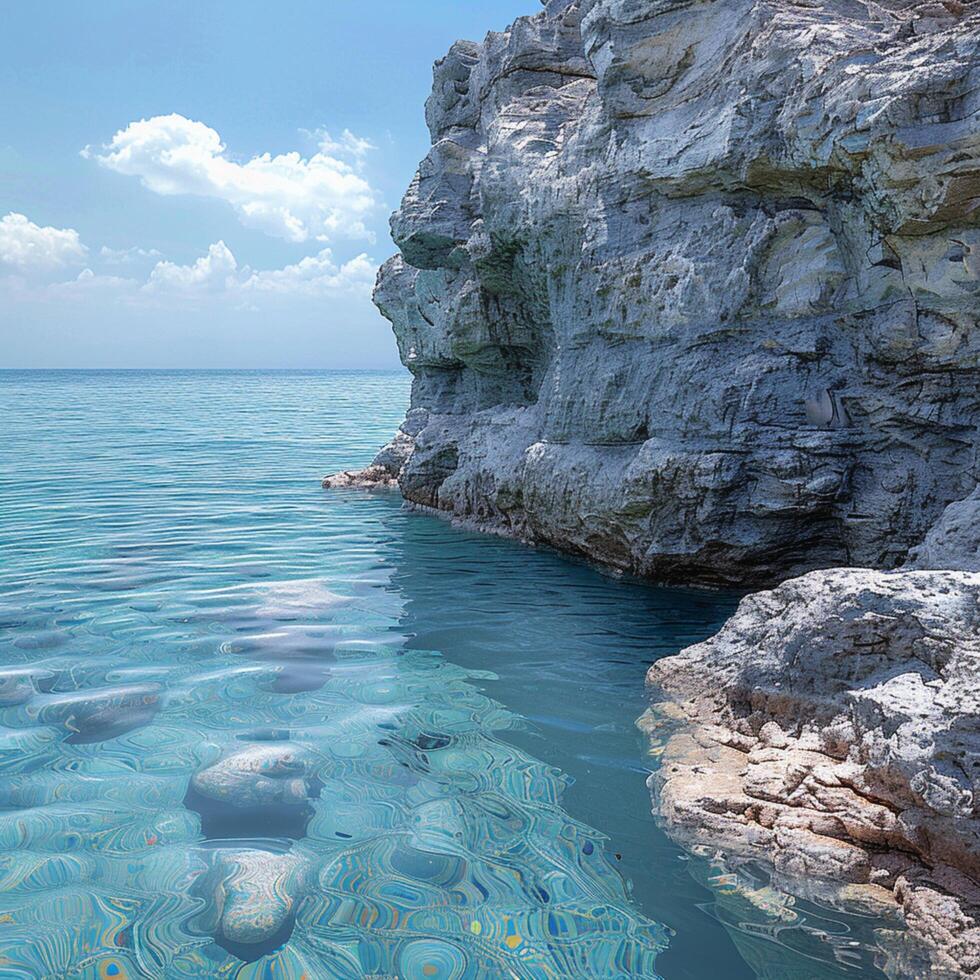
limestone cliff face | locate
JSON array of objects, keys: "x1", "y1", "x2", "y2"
[{"x1": 367, "y1": 0, "x2": 980, "y2": 587}]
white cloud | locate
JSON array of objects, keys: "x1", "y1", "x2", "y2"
[
  {"x1": 0, "y1": 209, "x2": 376, "y2": 311},
  {"x1": 0, "y1": 212, "x2": 87, "y2": 270},
  {"x1": 146, "y1": 240, "x2": 238, "y2": 292},
  {"x1": 99, "y1": 245, "x2": 162, "y2": 264},
  {"x1": 47, "y1": 268, "x2": 141, "y2": 300},
  {"x1": 47, "y1": 240, "x2": 375, "y2": 301},
  {"x1": 306, "y1": 128, "x2": 376, "y2": 164},
  {"x1": 242, "y1": 249, "x2": 376, "y2": 295},
  {"x1": 140, "y1": 241, "x2": 373, "y2": 298},
  {"x1": 85, "y1": 114, "x2": 380, "y2": 244}
]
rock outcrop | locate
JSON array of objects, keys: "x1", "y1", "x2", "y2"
[
  {"x1": 645, "y1": 551, "x2": 980, "y2": 976},
  {"x1": 322, "y1": 427, "x2": 415, "y2": 490},
  {"x1": 339, "y1": 0, "x2": 980, "y2": 587},
  {"x1": 329, "y1": 0, "x2": 980, "y2": 973}
]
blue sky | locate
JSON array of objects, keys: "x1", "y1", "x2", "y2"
[{"x1": 0, "y1": 0, "x2": 532, "y2": 368}]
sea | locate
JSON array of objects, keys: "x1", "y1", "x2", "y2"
[{"x1": 0, "y1": 370, "x2": 894, "y2": 979}]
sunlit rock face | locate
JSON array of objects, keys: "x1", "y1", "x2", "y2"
[{"x1": 373, "y1": 0, "x2": 980, "y2": 586}]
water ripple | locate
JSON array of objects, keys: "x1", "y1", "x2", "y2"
[{"x1": 0, "y1": 371, "x2": 891, "y2": 978}]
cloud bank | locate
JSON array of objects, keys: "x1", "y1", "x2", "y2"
[
  {"x1": 84, "y1": 114, "x2": 380, "y2": 243},
  {"x1": 0, "y1": 212, "x2": 375, "y2": 305},
  {"x1": 0, "y1": 213, "x2": 88, "y2": 271}
]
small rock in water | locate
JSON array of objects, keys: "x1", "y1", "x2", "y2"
[
  {"x1": 191, "y1": 743, "x2": 314, "y2": 807},
  {"x1": 202, "y1": 847, "x2": 312, "y2": 954},
  {"x1": 36, "y1": 684, "x2": 162, "y2": 743},
  {"x1": 11, "y1": 630, "x2": 67, "y2": 651},
  {"x1": 322, "y1": 464, "x2": 400, "y2": 489}
]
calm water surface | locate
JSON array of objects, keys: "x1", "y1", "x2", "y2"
[{"x1": 0, "y1": 371, "x2": 892, "y2": 978}]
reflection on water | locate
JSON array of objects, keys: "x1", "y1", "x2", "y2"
[{"x1": 0, "y1": 370, "x2": 892, "y2": 978}]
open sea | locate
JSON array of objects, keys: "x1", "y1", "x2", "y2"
[{"x1": 0, "y1": 370, "x2": 894, "y2": 979}]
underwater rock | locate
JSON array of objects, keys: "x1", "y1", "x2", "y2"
[
  {"x1": 201, "y1": 847, "x2": 312, "y2": 952},
  {"x1": 191, "y1": 743, "x2": 315, "y2": 809},
  {"x1": 266, "y1": 661, "x2": 332, "y2": 695},
  {"x1": 248, "y1": 579, "x2": 351, "y2": 620},
  {"x1": 34, "y1": 683, "x2": 162, "y2": 743}
]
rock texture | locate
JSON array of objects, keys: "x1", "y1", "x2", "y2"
[
  {"x1": 645, "y1": 507, "x2": 980, "y2": 977},
  {"x1": 910, "y1": 486, "x2": 980, "y2": 572},
  {"x1": 322, "y1": 428, "x2": 415, "y2": 490},
  {"x1": 191, "y1": 744, "x2": 315, "y2": 808},
  {"x1": 197, "y1": 848, "x2": 312, "y2": 949},
  {"x1": 345, "y1": 0, "x2": 980, "y2": 587}
]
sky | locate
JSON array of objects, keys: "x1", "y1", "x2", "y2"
[{"x1": 0, "y1": 0, "x2": 533, "y2": 369}]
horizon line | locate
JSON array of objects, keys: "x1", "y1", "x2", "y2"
[{"x1": 0, "y1": 365, "x2": 409, "y2": 372}]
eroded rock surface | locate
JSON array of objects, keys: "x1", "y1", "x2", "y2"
[
  {"x1": 909, "y1": 486, "x2": 980, "y2": 572},
  {"x1": 191, "y1": 744, "x2": 314, "y2": 809},
  {"x1": 646, "y1": 519, "x2": 980, "y2": 976},
  {"x1": 322, "y1": 427, "x2": 415, "y2": 490},
  {"x1": 358, "y1": 0, "x2": 980, "y2": 587},
  {"x1": 197, "y1": 848, "x2": 313, "y2": 950}
]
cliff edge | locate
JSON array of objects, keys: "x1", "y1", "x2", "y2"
[{"x1": 331, "y1": 0, "x2": 980, "y2": 588}]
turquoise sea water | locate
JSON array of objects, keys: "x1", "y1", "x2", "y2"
[{"x1": 0, "y1": 370, "x2": 893, "y2": 979}]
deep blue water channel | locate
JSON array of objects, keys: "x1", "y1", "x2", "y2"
[{"x1": 0, "y1": 370, "x2": 891, "y2": 978}]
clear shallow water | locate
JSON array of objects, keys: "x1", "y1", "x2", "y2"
[{"x1": 0, "y1": 370, "x2": 893, "y2": 979}]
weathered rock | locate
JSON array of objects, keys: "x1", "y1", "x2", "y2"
[
  {"x1": 363, "y1": 0, "x2": 980, "y2": 587},
  {"x1": 909, "y1": 486, "x2": 980, "y2": 572},
  {"x1": 199, "y1": 848, "x2": 312, "y2": 948},
  {"x1": 646, "y1": 556, "x2": 980, "y2": 976},
  {"x1": 323, "y1": 428, "x2": 415, "y2": 490}
]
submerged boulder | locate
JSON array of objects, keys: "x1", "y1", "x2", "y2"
[
  {"x1": 191, "y1": 744, "x2": 314, "y2": 808},
  {"x1": 198, "y1": 847, "x2": 313, "y2": 951},
  {"x1": 33, "y1": 683, "x2": 162, "y2": 743}
]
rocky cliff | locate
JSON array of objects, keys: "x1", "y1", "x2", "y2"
[
  {"x1": 326, "y1": 0, "x2": 980, "y2": 973},
  {"x1": 331, "y1": 0, "x2": 980, "y2": 588}
]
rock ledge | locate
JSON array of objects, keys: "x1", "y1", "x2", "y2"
[{"x1": 646, "y1": 552, "x2": 980, "y2": 977}]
